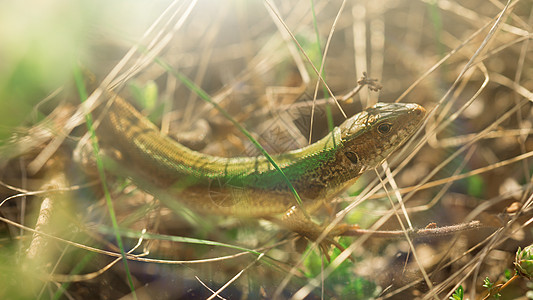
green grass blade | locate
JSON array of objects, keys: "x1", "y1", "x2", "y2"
[
  {"x1": 156, "y1": 58, "x2": 308, "y2": 217},
  {"x1": 73, "y1": 67, "x2": 137, "y2": 300}
]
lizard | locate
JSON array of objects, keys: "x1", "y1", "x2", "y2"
[{"x1": 89, "y1": 89, "x2": 426, "y2": 250}]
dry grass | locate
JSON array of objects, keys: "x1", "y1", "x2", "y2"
[{"x1": 1, "y1": 0, "x2": 532, "y2": 299}]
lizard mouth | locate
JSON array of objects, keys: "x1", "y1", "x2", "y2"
[
  {"x1": 399, "y1": 103, "x2": 426, "y2": 141},
  {"x1": 370, "y1": 102, "x2": 426, "y2": 166},
  {"x1": 406, "y1": 103, "x2": 426, "y2": 130}
]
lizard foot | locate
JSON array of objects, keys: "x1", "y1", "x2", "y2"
[{"x1": 281, "y1": 206, "x2": 359, "y2": 261}]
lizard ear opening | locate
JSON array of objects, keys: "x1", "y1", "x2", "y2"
[{"x1": 344, "y1": 151, "x2": 359, "y2": 164}]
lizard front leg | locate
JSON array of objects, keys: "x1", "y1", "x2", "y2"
[{"x1": 277, "y1": 205, "x2": 358, "y2": 260}]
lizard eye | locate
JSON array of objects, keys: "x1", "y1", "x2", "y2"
[
  {"x1": 377, "y1": 122, "x2": 392, "y2": 134},
  {"x1": 344, "y1": 151, "x2": 359, "y2": 164}
]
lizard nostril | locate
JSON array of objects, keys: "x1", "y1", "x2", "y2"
[{"x1": 412, "y1": 105, "x2": 425, "y2": 116}]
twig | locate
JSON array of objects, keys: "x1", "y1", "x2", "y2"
[{"x1": 341, "y1": 220, "x2": 483, "y2": 238}]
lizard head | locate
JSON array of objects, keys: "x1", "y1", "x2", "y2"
[{"x1": 338, "y1": 102, "x2": 425, "y2": 172}]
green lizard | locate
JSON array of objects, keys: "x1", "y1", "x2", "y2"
[{"x1": 92, "y1": 91, "x2": 425, "y2": 246}]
